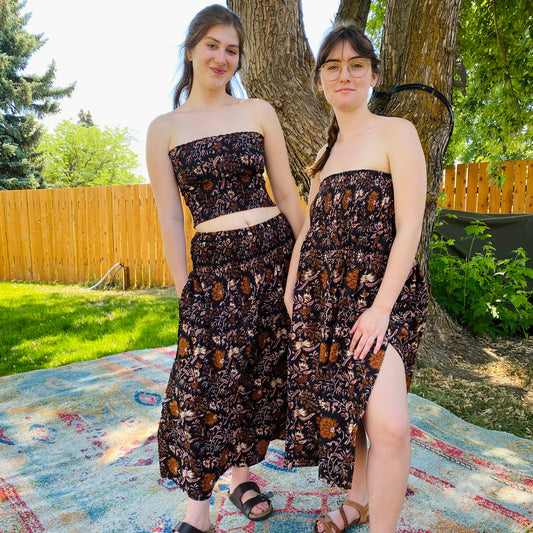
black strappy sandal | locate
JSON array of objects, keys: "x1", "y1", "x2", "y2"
[
  {"x1": 172, "y1": 521, "x2": 215, "y2": 533},
  {"x1": 228, "y1": 481, "x2": 273, "y2": 521}
]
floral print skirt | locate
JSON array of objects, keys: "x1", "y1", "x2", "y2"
[
  {"x1": 285, "y1": 170, "x2": 428, "y2": 489},
  {"x1": 158, "y1": 214, "x2": 294, "y2": 500}
]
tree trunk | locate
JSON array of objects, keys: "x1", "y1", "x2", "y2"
[
  {"x1": 229, "y1": 0, "x2": 486, "y2": 371},
  {"x1": 369, "y1": 0, "x2": 468, "y2": 367},
  {"x1": 228, "y1": 0, "x2": 329, "y2": 195},
  {"x1": 336, "y1": 0, "x2": 371, "y2": 28}
]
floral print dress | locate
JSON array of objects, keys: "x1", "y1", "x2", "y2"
[{"x1": 285, "y1": 169, "x2": 428, "y2": 489}]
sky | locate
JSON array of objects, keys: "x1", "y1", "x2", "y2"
[{"x1": 23, "y1": 0, "x2": 339, "y2": 179}]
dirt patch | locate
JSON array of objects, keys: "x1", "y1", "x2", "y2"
[
  {"x1": 421, "y1": 331, "x2": 533, "y2": 405},
  {"x1": 414, "y1": 296, "x2": 533, "y2": 439},
  {"x1": 475, "y1": 335, "x2": 533, "y2": 408}
]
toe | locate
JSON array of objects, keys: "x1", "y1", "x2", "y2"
[{"x1": 251, "y1": 501, "x2": 268, "y2": 515}]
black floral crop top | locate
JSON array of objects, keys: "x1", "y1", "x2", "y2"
[{"x1": 168, "y1": 131, "x2": 276, "y2": 226}]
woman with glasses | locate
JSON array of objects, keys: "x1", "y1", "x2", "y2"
[
  {"x1": 284, "y1": 22, "x2": 428, "y2": 533},
  {"x1": 147, "y1": 5, "x2": 304, "y2": 533}
]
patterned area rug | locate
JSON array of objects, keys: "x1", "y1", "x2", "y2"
[{"x1": 0, "y1": 347, "x2": 531, "y2": 533}]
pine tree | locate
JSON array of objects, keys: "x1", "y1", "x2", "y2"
[{"x1": 0, "y1": 0, "x2": 74, "y2": 190}]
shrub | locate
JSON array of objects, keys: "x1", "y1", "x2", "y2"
[{"x1": 429, "y1": 217, "x2": 533, "y2": 337}]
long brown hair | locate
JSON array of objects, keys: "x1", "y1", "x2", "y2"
[
  {"x1": 307, "y1": 22, "x2": 380, "y2": 178},
  {"x1": 173, "y1": 4, "x2": 245, "y2": 108}
]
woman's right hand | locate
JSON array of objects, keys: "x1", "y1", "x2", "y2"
[{"x1": 284, "y1": 287, "x2": 294, "y2": 317}]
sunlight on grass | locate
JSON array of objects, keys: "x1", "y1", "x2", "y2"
[{"x1": 0, "y1": 281, "x2": 179, "y2": 376}]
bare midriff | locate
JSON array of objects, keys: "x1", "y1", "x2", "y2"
[{"x1": 194, "y1": 205, "x2": 280, "y2": 233}]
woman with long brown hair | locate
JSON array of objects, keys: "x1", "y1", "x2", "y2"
[{"x1": 147, "y1": 5, "x2": 304, "y2": 532}]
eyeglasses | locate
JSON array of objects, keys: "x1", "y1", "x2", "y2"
[{"x1": 320, "y1": 58, "x2": 371, "y2": 81}]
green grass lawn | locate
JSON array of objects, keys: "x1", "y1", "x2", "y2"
[{"x1": 0, "y1": 281, "x2": 179, "y2": 376}]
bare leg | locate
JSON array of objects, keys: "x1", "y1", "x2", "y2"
[
  {"x1": 181, "y1": 467, "x2": 269, "y2": 530},
  {"x1": 316, "y1": 344, "x2": 409, "y2": 532},
  {"x1": 347, "y1": 421, "x2": 369, "y2": 505},
  {"x1": 230, "y1": 465, "x2": 270, "y2": 515},
  {"x1": 364, "y1": 344, "x2": 411, "y2": 532},
  {"x1": 182, "y1": 497, "x2": 212, "y2": 532}
]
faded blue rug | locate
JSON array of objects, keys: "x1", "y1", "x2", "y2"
[{"x1": 0, "y1": 347, "x2": 531, "y2": 532}]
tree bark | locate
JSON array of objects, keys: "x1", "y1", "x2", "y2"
[
  {"x1": 336, "y1": 0, "x2": 371, "y2": 29},
  {"x1": 369, "y1": 0, "x2": 467, "y2": 367},
  {"x1": 228, "y1": 0, "x2": 329, "y2": 195}
]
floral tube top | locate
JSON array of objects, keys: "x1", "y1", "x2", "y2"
[{"x1": 168, "y1": 131, "x2": 276, "y2": 226}]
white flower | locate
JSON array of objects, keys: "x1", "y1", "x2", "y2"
[
  {"x1": 360, "y1": 273, "x2": 375, "y2": 284},
  {"x1": 294, "y1": 340, "x2": 312, "y2": 350},
  {"x1": 236, "y1": 442, "x2": 247, "y2": 454}
]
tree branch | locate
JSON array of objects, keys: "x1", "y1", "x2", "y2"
[{"x1": 335, "y1": 0, "x2": 371, "y2": 29}]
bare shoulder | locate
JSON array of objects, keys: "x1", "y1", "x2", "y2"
[
  {"x1": 240, "y1": 98, "x2": 283, "y2": 139},
  {"x1": 374, "y1": 116, "x2": 422, "y2": 160},
  {"x1": 378, "y1": 116, "x2": 426, "y2": 180},
  {"x1": 315, "y1": 144, "x2": 328, "y2": 162},
  {"x1": 245, "y1": 98, "x2": 278, "y2": 123},
  {"x1": 246, "y1": 97, "x2": 276, "y2": 114},
  {"x1": 147, "y1": 110, "x2": 187, "y2": 152},
  {"x1": 379, "y1": 115, "x2": 419, "y2": 139},
  {"x1": 147, "y1": 110, "x2": 178, "y2": 136}
]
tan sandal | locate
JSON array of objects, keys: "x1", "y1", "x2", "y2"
[{"x1": 312, "y1": 499, "x2": 369, "y2": 533}]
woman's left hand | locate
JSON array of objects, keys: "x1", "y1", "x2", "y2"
[{"x1": 348, "y1": 305, "x2": 391, "y2": 360}]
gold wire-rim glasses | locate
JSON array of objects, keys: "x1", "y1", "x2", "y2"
[{"x1": 320, "y1": 57, "x2": 371, "y2": 81}]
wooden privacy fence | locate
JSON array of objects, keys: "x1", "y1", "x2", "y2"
[
  {"x1": 1, "y1": 159, "x2": 531, "y2": 287},
  {"x1": 442, "y1": 159, "x2": 533, "y2": 214},
  {"x1": 0, "y1": 184, "x2": 183, "y2": 287}
]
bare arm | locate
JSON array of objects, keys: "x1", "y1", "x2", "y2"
[
  {"x1": 284, "y1": 174, "x2": 322, "y2": 316},
  {"x1": 350, "y1": 118, "x2": 427, "y2": 358},
  {"x1": 257, "y1": 99, "x2": 304, "y2": 238},
  {"x1": 146, "y1": 116, "x2": 189, "y2": 296}
]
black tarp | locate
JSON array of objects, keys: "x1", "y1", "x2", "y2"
[
  {"x1": 434, "y1": 209, "x2": 533, "y2": 261},
  {"x1": 434, "y1": 209, "x2": 533, "y2": 293}
]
